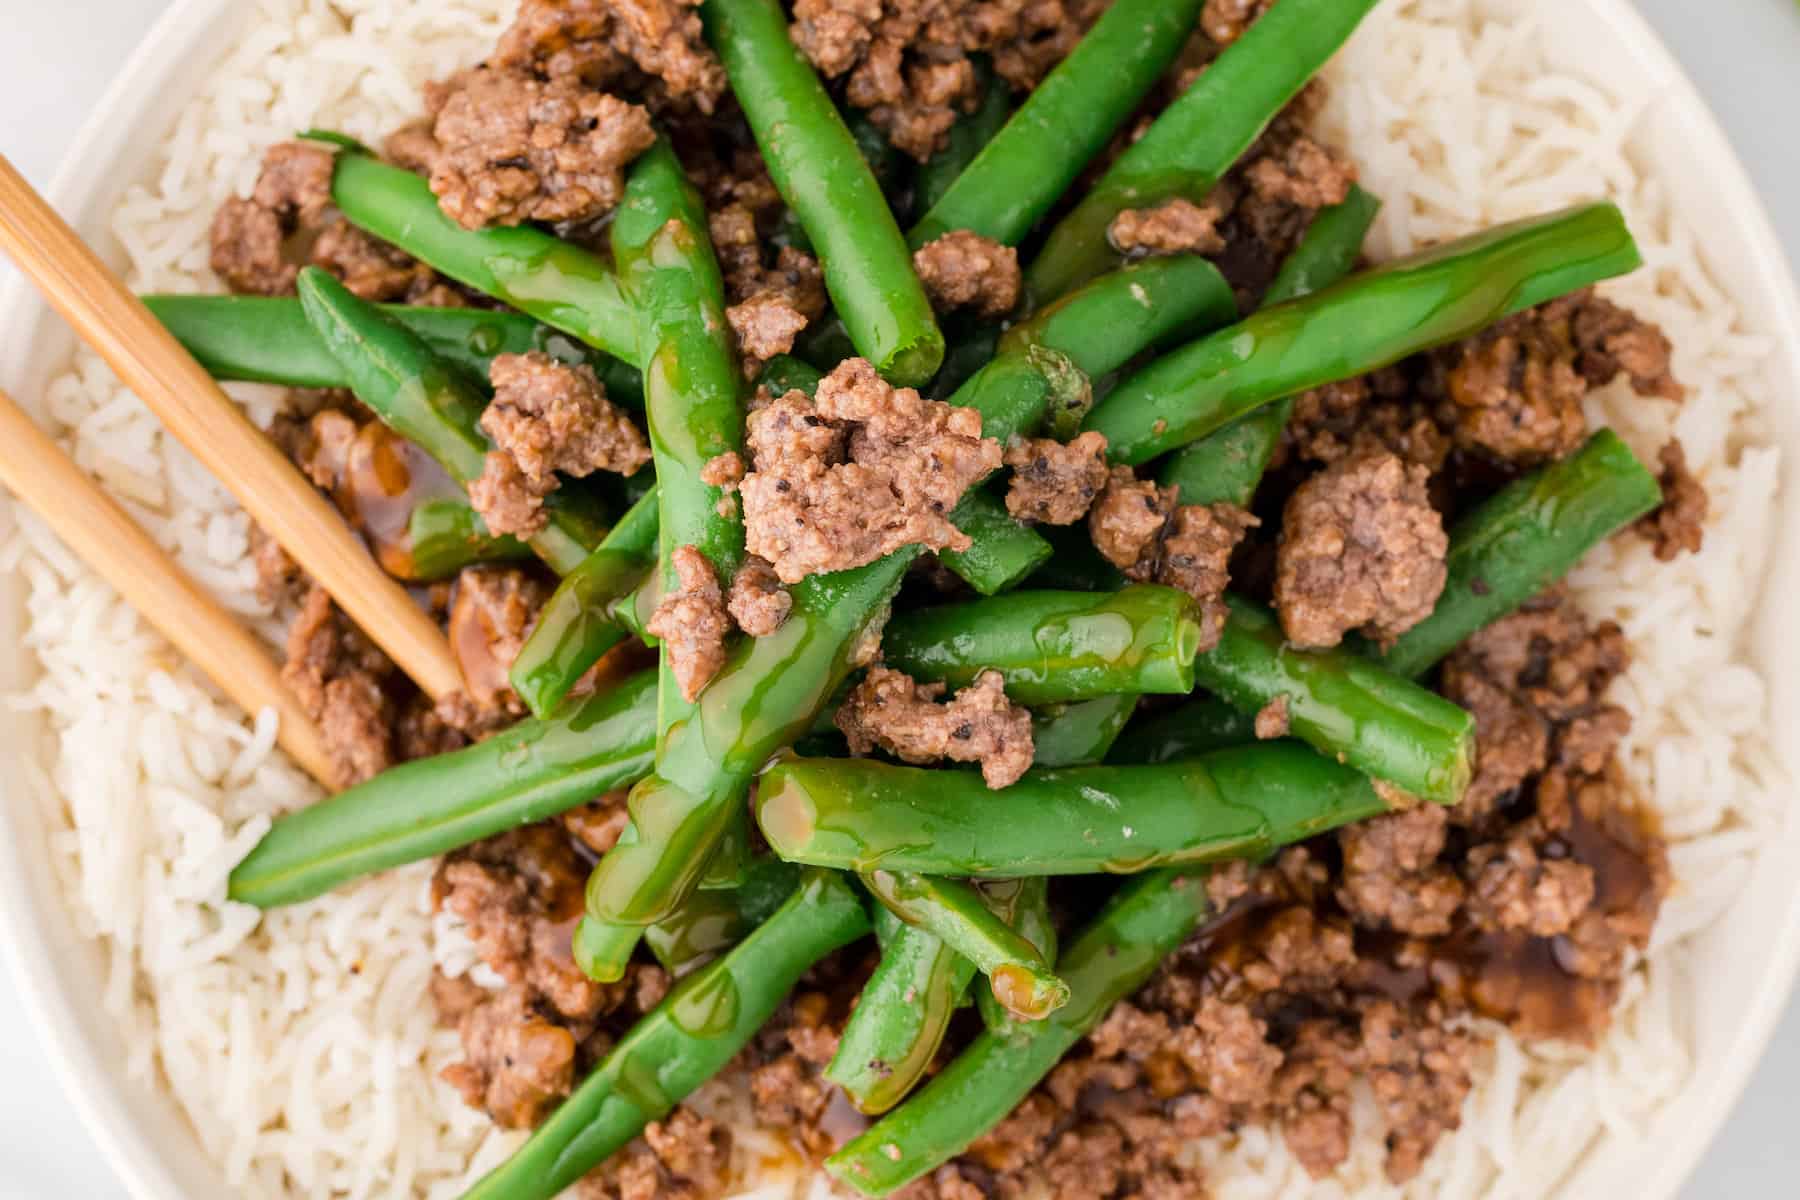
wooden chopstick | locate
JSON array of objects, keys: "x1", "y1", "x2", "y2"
[
  {"x1": 0, "y1": 154, "x2": 463, "y2": 702},
  {"x1": 0, "y1": 385, "x2": 338, "y2": 787}
]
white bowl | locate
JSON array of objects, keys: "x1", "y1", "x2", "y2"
[{"x1": 1, "y1": 1, "x2": 1798, "y2": 1197}]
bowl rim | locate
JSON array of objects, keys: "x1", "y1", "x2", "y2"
[{"x1": 1, "y1": 0, "x2": 1798, "y2": 1197}]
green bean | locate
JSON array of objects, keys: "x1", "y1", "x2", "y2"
[
  {"x1": 826, "y1": 905, "x2": 976, "y2": 1115},
  {"x1": 827, "y1": 868, "x2": 1212, "y2": 1196},
  {"x1": 141, "y1": 294, "x2": 644, "y2": 407},
  {"x1": 227, "y1": 671, "x2": 657, "y2": 909},
  {"x1": 1000, "y1": 255, "x2": 1237, "y2": 384},
  {"x1": 1106, "y1": 696, "x2": 1257, "y2": 765},
  {"x1": 1196, "y1": 596, "x2": 1474, "y2": 804},
  {"x1": 879, "y1": 585, "x2": 1202, "y2": 705},
  {"x1": 465, "y1": 869, "x2": 870, "y2": 1200},
  {"x1": 643, "y1": 857, "x2": 802, "y2": 977},
  {"x1": 864, "y1": 870, "x2": 1069, "y2": 1021},
  {"x1": 1159, "y1": 185, "x2": 1381, "y2": 506},
  {"x1": 909, "y1": 0, "x2": 1207, "y2": 250},
  {"x1": 755, "y1": 354, "x2": 827, "y2": 399},
  {"x1": 1030, "y1": 694, "x2": 1138, "y2": 769},
  {"x1": 934, "y1": 488, "x2": 1054, "y2": 596},
  {"x1": 758, "y1": 742, "x2": 1394, "y2": 877},
  {"x1": 1026, "y1": 0, "x2": 1381, "y2": 301},
  {"x1": 578, "y1": 354, "x2": 1060, "y2": 980},
  {"x1": 295, "y1": 267, "x2": 608, "y2": 574},
  {"x1": 702, "y1": 0, "x2": 944, "y2": 386},
  {"x1": 404, "y1": 496, "x2": 534, "y2": 581},
  {"x1": 1369, "y1": 429, "x2": 1662, "y2": 678},
  {"x1": 509, "y1": 491, "x2": 660, "y2": 720},
  {"x1": 973, "y1": 876, "x2": 1057, "y2": 1034},
  {"x1": 611, "y1": 140, "x2": 746, "y2": 737},
  {"x1": 1084, "y1": 202, "x2": 1645, "y2": 465},
  {"x1": 1026, "y1": 523, "x2": 1127, "y2": 592},
  {"x1": 910, "y1": 62, "x2": 1011, "y2": 222},
  {"x1": 330, "y1": 153, "x2": 639, "y2": 365}
]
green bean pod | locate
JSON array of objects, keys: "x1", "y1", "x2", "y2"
[
  {"x1": 404, "y1": 496, "x2": 534, "y2": 581},
  {"x1": 1196, "y1": 597, "x2": 1474, "y2": 804},
  {"x1": 1159, "y1": 185, "x2": 1381, "y2": 506},
  {"x1": 910, "y1": 0, "x2": 1208, "y2": 250},
  {"x1": 296, "y1": 268, "x2": 608, "y2": 574},
  {"x1": 1370, "y1": 428, "x2": 1662, "y2": 678},
  {"x1": 1030, "y1": 693, "x2": 1138, "y2": 769},
  {"x1": 757, "y1": 743, "x2": 1392, "y2": 877},
  {"x1": 703, "y1": 0, "x2": 945, "y2": 386},
  {"x1": 1085, "y1": 202, "x2": 1644, "y2": 465},
  {"x1": 826, "y1": 906, "x2": 976, "y2": 1115},
  {"x1": 934, "y1": 488, "x2": 1054, "y2": 596},
  {"x1": 643, "y1": 857, "x2": 802, "y2": 977},
  {"x1": 578, "y1": 355, "x2": 1060, "y2": 979},
  {"x1": 330, "y1": 153, "x2": 639, "y2": 365},
  {"x1": 466, "y1": 870, "x2": 871, "y2": 1200},
  {"x1": 973, "y1": 876, "x2": 1057, "y2": 1034},
  {"x1": 1026, "y1": 0, "x2": 1381, "y2": 302},
  {"x1": 827, "y1": 868, "x2": 1213, "y2": 1197},
  {"x1": 879, "y1": 585, "x2": 1203, "y2": 705},
  {"x1": 227, "y1": 671, "x2": 657, "y2": 909},
  {"x1": 1106, "y1": 696, "x2": 1258, "y2": 765},
  {"x1": 509, "y1": 491, "x2": 660, "y2": 719},
  {"x1": 612, "y1": 140, "x2": 747, "y2": 737},
  {"x1": 864, "y1": 870, "x2": 1070, "y2": 1021},
  {"x1": 141, "y1": 294, "x2": 643, "y2": 406}
]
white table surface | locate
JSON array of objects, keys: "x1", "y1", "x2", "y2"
[{"x1": 2, "y1": 1, "x2": 1798, "y2": 1196}]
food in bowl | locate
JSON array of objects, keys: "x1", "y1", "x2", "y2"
[{"x1": 12, "y1": 0, "x2": 1788, "y2": 1196}]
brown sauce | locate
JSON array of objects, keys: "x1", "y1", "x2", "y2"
[{"x1": 335, "y1": 421, "x2": 467, "y2": 578}]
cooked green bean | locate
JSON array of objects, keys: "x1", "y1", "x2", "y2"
[
  {"x1": 1030, "y1": 694, "x2": 1138, "y2": 769},
  {"x1": 578, "y1": 355, "x2": 1061, "y2": 981},
  {"x1": 1084, "y1": 202, "x2": 1645, "y2": 465},
  {"x1": 509, "y1": 491, "x2": 660, "y2": 719},
  {"x1": 1106, "y1": 696, "x2": 1258, "y2": 765},
  {"x1": 404, "y1": 496, "x2": 533, "y2": 581},
  {"x1": 702, "y1": 0, "x2": 944, "y2": 386},
  {"x1": 909, "y1": 0, "x2": 1207, "y2": 250},
  {"x1": 227, "y1": 671, "x2": 657, "y2": 909},
  {"x1": 827, "y1": 868, "x2": 1213, "y2": 1196},
  {"x1": 466, "y1": 870, "x2": 870, "y2": 1200},
  {"x1": 296, "y1": 267, "x2": 608, "y2": 574},
  {"x1": 879, "y1": 585, "x2": 1203, "y2": 705},
  {"x1": 826, "y1": 905, "x2": 974, "y2": 1116},
  {"x1": 1159, "y1": 185, "x2": 1381, "y2": 506},
  {"x1": 974, "y1": 876, "x2": 1057, "y2": 1034},
  {"x1": 643, "y1": 857, "x2": 802, "y2": 977},
  {"x1": 331, "y1": 153, "x2": 639, "y2": 364},
  {"x1": 757, "y1": 743, "x2": 1393, "y2": 877},
  {"x1": 1026, "y1": 0, "x2": 1380, "y2": 301},
  {"x1": 935, "y1": 488, "x2": 1054, "y2": 596},
  {"x1": 864, "y1": 870, "x2": 1069, "y2": 1021},
  {"x1": 1196, "y1": 596, "x2": 1474, "y2": 804},
  {"x1": 1369, "y1": 429, "x2": 1662, "y2": 677},
  {"x1": 141, "y1": 294, "x2": 643, "y2": 406}
]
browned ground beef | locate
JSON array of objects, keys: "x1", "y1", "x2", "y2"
[
  {"x1": 1201, "y1": 0, "x2": 1275, "y2": 45},
  {"x1": 1087, "y1": 466, "x2": 1257, "y2": 651},
  {"x1": 1003, "y1": 431, "x2": 1110, "y2": 525},
  {"x1": 1274, "y1": 448, "x2": 1448, "y2": 649},
  {"x1": 912, "y1": 230, "x2": 1021, "y2": 320},
  {"x1": 1254, "y1": 693, "x2": 1289, "y2": 739},
  {"x1": 836, "y1": 665, "x2": 1033, "y2": 789},
  {"x1": 1108, "y1": 196, "x2": 1228, "y2": 258},
  {"x1": 790, "y1": 0, "x2": 1107, "y2": 160},
  {"x1": 492, "y1": 0, "x2": 726, "y2": 114},
  {"x1": 645, "y1": 545, "x2": 733, "y2": 702},
  {"x1": 739, "y1": 358, "x2": 1002, "y2": 583},
  {"x1": 281, "y1": 583, "x2": 398, "y2": 787},
  {"x1": 726, "y1": 555, "x2": 792, "y2": 637},
  {"x1": 1636, "y1": 439, "x2": 1708, "y2": 560}
]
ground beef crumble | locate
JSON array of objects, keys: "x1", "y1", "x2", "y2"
[
  {"x1": 739, "y1": 358, "x2": 1002, "y2": 584},
  {"x1": 836, "y1": 665, "x2": 1033, "y2": 788},
  {"x1": 1087, "y1": 466, "x2": 1257, "y2": 651},
  {"x1": 726, "y1": 555, "x2": 792, "y2": 636},
  {"x1": 1003, "y1": 431, "x2": 1110, "y2": 525},
  {"x1": 281, "y1": 583, "x2": 399, "y2": 788},
  {"x1": 645, "y1": 545, "x2": 732, "y2": 702},
  {"x1": 1108, "y1": 196, "x2": 1228, "y2": 258},
  {"x1": 469, "y1": 351, "x2": 649, "y2": 539},
  {"x1": 1274, "y1": 448, "x2": 1448, "y2": 649},
  {"x1": 1254, "y1": 694, "x2": 1289, "y2": 739},
  {"x1": 1636, "y1": 439, "x2": 1708, "y2": 560},
  {"x1": 1201, "y1": 0, "x2": 1275, "y2": 45},
  {"x1": 912, "y1": 230, "x2": 1021, "y2": 320},
  {"x1": 492, "y1": 0, "x2": 727, "y2": 115}
]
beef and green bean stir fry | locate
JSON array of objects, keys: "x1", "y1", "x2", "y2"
[{"x1": 166, "y1": 0, "x2": 1706, "y2": 1195}]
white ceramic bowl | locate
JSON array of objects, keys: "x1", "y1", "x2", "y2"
[{"x1": 2, "y1": 1, "x2": 1798, "y2": 1197}]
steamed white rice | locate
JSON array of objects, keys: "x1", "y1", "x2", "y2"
[{"x1": 6, "y1": 0, "x2": 1787, "y2": 1196}]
